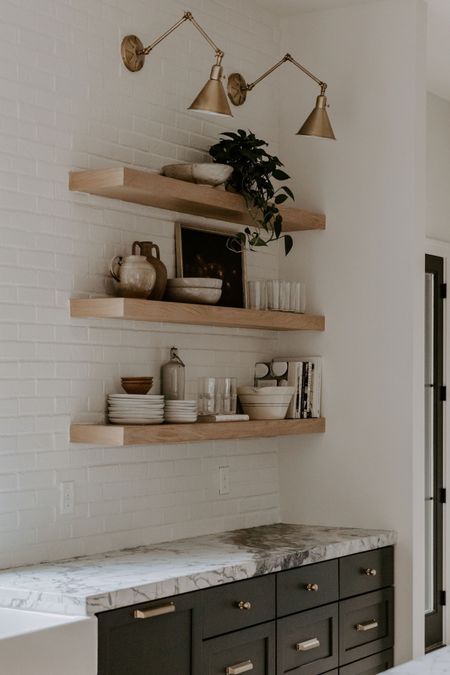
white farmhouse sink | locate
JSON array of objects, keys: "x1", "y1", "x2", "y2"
[{"x1": 0, "y1": 608, "x2": 97, "y2": 675}]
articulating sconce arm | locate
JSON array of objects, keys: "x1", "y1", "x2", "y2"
[
  {"x1": 121, "y1": 11, "x2": 225, "y2": 72},
  {"x1": 228, "y1": 53, "x2": 328, "y2": 106}
]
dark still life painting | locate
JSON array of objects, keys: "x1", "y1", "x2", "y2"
[{"x1": 175, "y1": 224, "x2": 247, "y2": 308}]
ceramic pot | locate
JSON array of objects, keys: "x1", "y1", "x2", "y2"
[
  {"x1": 132, "y1": 241, "x2": 167, "y2": 300},
  {"x1": 110, "y1": 255, "x2": 156, "y2": 299}
]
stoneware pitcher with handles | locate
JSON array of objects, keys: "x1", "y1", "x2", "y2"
[
  {"x1": 109, "y1": 255, "x2": 156, "y2": 299},
  {"x1": 132, "y1": 241, "x2": 167, "y2": 300}
]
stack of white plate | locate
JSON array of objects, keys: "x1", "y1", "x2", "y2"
[
  {"x1": 108, "y1": 394, "x2": 165, "y2": 425},
  {"x1": 164, "y1": 400, "x2": 198, "y2": 424}
]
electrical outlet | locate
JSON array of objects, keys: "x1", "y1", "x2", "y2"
[
  {"x1": 60, "y1": 481, "x2": 74, "y2": 515},
  {"x1": 219, "y1": 466, "x2": 230, "y2": 495}
]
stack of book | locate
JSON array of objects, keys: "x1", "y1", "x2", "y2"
[{"x1": 272, "y1": 357, "x2": 322, "y2": 419}]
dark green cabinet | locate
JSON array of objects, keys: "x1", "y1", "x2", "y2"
[
  {"x1": 97, "y1": 546, "x2": 394, "y2": 675},
  {"x1": 97, "y1": 592, "x2": 201, "y2": 675}
]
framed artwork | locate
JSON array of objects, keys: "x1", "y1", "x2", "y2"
[{"x1": 175, "y1": 223, "x2": 247, "y2": 308}]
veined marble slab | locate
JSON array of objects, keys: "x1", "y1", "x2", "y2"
[{"x1": 0, "y1": 523, "x2": 396, "y2": 616}]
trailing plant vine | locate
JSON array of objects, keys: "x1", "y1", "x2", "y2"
[{"x1": 209, "y1": 129, "x2": 294, "y2": 255}]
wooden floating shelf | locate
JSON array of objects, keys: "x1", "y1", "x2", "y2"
[
  {"x1": 69, "y1": 167, "x2": 326, "y2": 232},
  {"x1": 70, "y1": 298, "x2": 325, "y2": 332},
  {"x1": 70, "y1": 418, "x2": 326, "y2": 446}
]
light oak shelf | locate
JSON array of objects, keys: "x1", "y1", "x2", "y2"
[
  {"x1": 70, "y1": 297, "x2": 325, "y2": 332},
  {"x1": 69, "y1": 167, "x2": 326, "y2": 232},
  {"x1": 70, "y1": 418, "x2": 326, "y2": 446}
]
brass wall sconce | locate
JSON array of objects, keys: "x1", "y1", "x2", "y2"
[
  {"x1": 228, "y1": 54, "x2": 335, "y2": 139},
  {"x1": 121, "y1": 11, "x2": 232, "y2": 117}
]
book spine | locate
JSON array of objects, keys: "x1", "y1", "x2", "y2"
[
  {"x1": 307, "y1": 363, "x2": 314, "y2": 418},
  {"x1": 286, "y1": 362, "x2": 300, "y2": 418},
  {"x1": 311, "y1": 360, "x2": 322, "y2": 418},
  {"x1": 300, "y1": 363, "x2": 308, "y2": 418}
]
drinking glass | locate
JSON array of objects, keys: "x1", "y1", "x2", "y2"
[
  {"x1": 246, "y1": 281, "x2": 267, "y2": 310},
  {"x1": 198, "y1": 377, "x2": 218, "y2": 416},
  {"x1": 217, "y1": 377, "x2": 237, "y2": 414},
  {"x1": 279, "y1": 280, "x2": 291, "y2": 311},
  {"x1": 266, "y1": 280, "x2": 280, "y2": 310},
  {"x1": 289, "y1": 281, "x2": 302, "y2": 313}
]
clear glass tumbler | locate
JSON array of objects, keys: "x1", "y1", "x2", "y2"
[
  {"x1": 217, "y1": 377, "x2": 237, "y2": 414},
  {"x1": 266, "y1": 280, "x2": 280, "y2": 310},
  {"x1": 289, "y1": 281, "x2": 302, "y2": 313},
  {"x1": 279, "y1": 280, "x2": 291, "y2": 311},
  {"x1": 198, "y1": 377, "x2": 218, "y2": 416},
  {"x1": 246, "y1": 281, "x2": 267, "y2": 310}
]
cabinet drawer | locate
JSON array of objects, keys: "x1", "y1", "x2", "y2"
[
  {"x1": 339, "y1": 649, "x2": 393, "y2": 675},
  {"x1": 340, "y1": 548, "x2": 393, "y2": 599},
  {"x1": 277, "y1": 560, "x2": 338, "y2": 617},
  {"x1": 339, "y1": 589, "x2": 394, "y2": 665},
  {"x1": 97, "y1": 592, "x2": 200, "y2": 675},
  {"x1": 202, "y1": 622, "x2": 275, "y2": 675},
  {"x1": 277, "y1": 603, "x2": 339, "y2": 675},
  {"x1": 203, "y1": 575, "x2": 275, "y2": 639}
]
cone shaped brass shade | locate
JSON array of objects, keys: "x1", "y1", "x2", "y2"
[
  {"x1": 297, "y1": 94, "x2": 336, "y2": 139},
  {"x1": 188, "y1": 64, "x2": 232, "y2": 117}
]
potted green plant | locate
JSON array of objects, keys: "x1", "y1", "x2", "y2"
[{"x1": 209, "y1": 129, "x2": 294, "y2": 255}]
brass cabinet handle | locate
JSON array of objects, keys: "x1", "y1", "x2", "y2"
[
  {"x1": 226, "y1": 660, "x2": 254, "y2": 674},
  {"x1": 305, "y1": 583, "x2": 319, "y2": 592},
  {"x1": 363, "y1": 568, "x2": 377, "y2": 576},
  {"x1": 296, "y1": 637, "x2": 321, "y2": 652},
  {"x1": 237, "y1": 600, "x2": 252, "y2": 610},
  {"x1": 356, "y1": 619, "x2": 379, "y2": 632},
  {"x1": 133, "y1": 602, "x2": 175, "y2": 619}
]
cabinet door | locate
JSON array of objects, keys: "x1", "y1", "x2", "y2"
[
  {"x1": 277, "y1": 560, "x2": 338, "y2": 617},
  {"x1": 97, "y1": 591, "x2": 201, "y2": 675},
  {"x1": 339, "y1": 548, "x2": 393, "y2": 600},
  {"x1": 203, "y1": 575, "x2": 275, "y2": 639},
  {"x1": 339, "y1": 649, "x2": 393, "y2": 675},
  {"x1": 277, "y1": 603, "x2": 339, "y2": 675},
  {"x1": 202, "y1": 622, "x2": 275, "y2": 675},
  {"x1": 339, "y1": 589, "x2": 394, "y2": 666}
]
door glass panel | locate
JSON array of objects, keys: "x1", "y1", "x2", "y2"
[{"x1": 424, "y1": 272, "x2": 434, "y2": 615}]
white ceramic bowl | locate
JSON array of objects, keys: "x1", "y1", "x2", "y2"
[
  {"x1": 165, "y1": 286, "x2": 222, "y2": 305},
  {"x1": 161, "y1": 163, "x2": 233, "y2": 187},
  {"x1": 239, "y1": 402, "x2": 290, "y2": 420},
  {"x1": 237, "y1": 386, "x2": 295, "y2": 397},
  {"x1": 238, "y1": 397, "x2": 293, "y2": 406},
  {"x1": 167, "y1": 277, "x2": 222, "y2": 289}
]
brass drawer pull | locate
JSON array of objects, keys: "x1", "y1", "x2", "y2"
[
  {"x1": 356, "y1": 619, "x2": 379, "y2": 632},
  {"x1": 296, "y1": 637, "x2": 321, "y2": 652},
  {"x1": 133, "y1": 602, "x2": 175, "y2": 619},
  {"x1": 363, "y1": 568, "x2": 377, "y2": 576},
  {"x1": 226, "y1": 660, "x2": 254, "y2": 674},
  {"x1": 237, "y1": 600, "x2": 252, "y2": 610},
  {"x1": 305, "y1": 583, "x2": 319, "y2": 592}
]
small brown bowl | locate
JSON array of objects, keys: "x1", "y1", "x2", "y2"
[{"x1": 121, "y1": 377, "x2": 153, "y2": 395}]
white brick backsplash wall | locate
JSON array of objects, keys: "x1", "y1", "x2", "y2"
[{"x1": 0, "y1": 0, "x2": 285, "y2": 568}]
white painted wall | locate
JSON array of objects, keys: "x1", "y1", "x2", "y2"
[
  {"x1": 0, "y1": 0, "x2": 284, "y2": 569},
  {"x1": 276, "y1": 0, "x2": 427, "y2": 662},
  {"x1": 427, "y1": 93, "x2": 450, "y2": 241}
]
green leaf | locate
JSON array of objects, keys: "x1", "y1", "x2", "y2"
[
  {"x1": 272, "y1": 169, "x2": 290, "y2": 181},
  {"x1": 284, "y1": 235, "x2": 293, "y2": 256},
  {"x1": 275, "y1": 194, "x2": 288, "y2": 205},
  {"x1": 274, "y1": 215, "x2": 282, "y2": 238},
  {"x1": 281, "y1": 186, "x2": 295, "y2": 200}
]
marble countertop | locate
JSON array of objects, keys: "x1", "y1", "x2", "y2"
[
  {"x1": 0, "y1": 523, "x2": 396, "y2": 617},
  {"x1": 386, "y1": 646, "x2": 449, "y2": 674}
]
